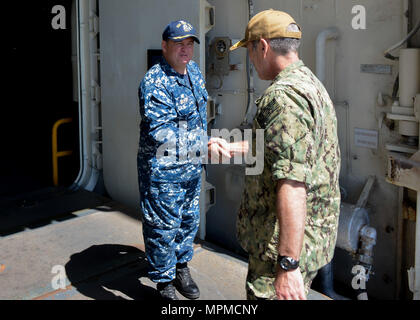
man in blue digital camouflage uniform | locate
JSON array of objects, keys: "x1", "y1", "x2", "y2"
[{"x1": 137, "y1": 20, "x2": 228, "y2": 300}]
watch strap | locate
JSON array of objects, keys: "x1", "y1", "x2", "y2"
[{"x1": 277, "y1": 255, "x2": 299, "y2": 271}]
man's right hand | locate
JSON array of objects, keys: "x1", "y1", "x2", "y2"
[{"x1": 228, "y1": 141, "x2": 249, "y2": 155}]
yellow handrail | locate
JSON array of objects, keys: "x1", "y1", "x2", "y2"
[{"x1": 52, "y1": 118, "x2": 73, "y2": 186}]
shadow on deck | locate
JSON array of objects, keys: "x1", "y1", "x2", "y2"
[{"x1": 0, "y1": 189, "x2": 330, "y2": 301}]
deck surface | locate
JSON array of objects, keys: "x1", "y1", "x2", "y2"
[{"x1": 0, "y1": 190, "x2": 330, "y2": 301}]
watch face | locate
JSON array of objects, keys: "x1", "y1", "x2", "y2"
[
  {"x1": 279, "y1": 256, "x2": 298, "y2": 271},
  {"x1": 280, "y1": 258, "x2": 292, "y2": 270}
]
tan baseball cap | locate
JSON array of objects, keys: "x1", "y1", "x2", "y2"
[{"x1": 230, "y1": 9, "x2": 301, "y2": 51}]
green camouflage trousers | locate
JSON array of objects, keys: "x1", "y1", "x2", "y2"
[{"x1": 246, "y1": 254, "x2": 318, "y2": 300}]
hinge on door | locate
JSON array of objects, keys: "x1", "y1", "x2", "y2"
[
  {"x1": 91, "y1": 80, "x2": 101, "y2": 103},
  {"x1": 408, "y1": 267, "x2": 415, "y2": 293},
  {"x1": 89, "y1": 13, "x2": 99, "y2": 38},
  {"x1": 403, "y1": 202, "x2": 417, "y2": 221}
]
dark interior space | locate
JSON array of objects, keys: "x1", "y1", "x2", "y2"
[{"x1": 1, "y1": 0, "x2": 79, "y2": 200}]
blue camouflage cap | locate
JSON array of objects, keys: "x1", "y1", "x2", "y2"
[{"x1": 162, "y1": 20, "x2": 200, "y2": 44}]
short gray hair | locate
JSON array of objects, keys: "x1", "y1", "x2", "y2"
[{"x1": 252, "y1": 23, "x2": 301, "y2": 55}]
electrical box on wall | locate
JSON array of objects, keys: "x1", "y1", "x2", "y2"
[
  {"x1": 210, "y1": 37, "x2": 231, "y2": 76},
  {"x1": 147, "y1": 49, "x2": 163, "y2": 71}
]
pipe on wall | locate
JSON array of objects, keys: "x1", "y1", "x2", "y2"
[
  {"x1": 243, "y1": 0, "x2": 255, "y2": 125},
  {"x1": 316, "y1": 27, "x2": 339, "y2": 85}
]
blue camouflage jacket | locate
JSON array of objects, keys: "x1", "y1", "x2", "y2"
[{"x1": 138, "y1": 58, "x2": 208, "y2": 184}]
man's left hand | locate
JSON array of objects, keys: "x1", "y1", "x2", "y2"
[
  {"x1": 273, "y1": 268, "x2": 307, "y2": 300},
  {"x1": 208, "y1": 138, "x2": 231, "y2": 162}
]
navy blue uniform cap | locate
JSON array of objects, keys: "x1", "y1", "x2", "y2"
[{"x1": 162, "y1": 20, "x2": 200, "y2": 44}]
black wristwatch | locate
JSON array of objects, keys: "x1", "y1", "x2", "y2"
[{"x1": 277, "y1": 256, "x2": 299, "y2": 271}]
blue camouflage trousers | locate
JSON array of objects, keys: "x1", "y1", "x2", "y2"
[{"x1": 139, "y1": 176, "x2": 201, "y2": 283}]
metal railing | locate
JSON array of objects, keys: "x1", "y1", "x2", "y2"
[{"x1": 52, "y1": 118, "x2": 73, "y2": 186}]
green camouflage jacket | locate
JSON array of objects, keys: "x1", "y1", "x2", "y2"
[{"x1": 237, "y1": 60, "x2": 341, "y2": 273}]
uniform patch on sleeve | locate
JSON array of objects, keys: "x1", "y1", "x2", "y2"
[{"x1": 256, "y1": 99, "x2": 280, "y2": 129}]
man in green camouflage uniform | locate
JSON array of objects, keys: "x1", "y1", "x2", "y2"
[{"x1": 229, "y1": 9, "x2": 341, "y2": 300}]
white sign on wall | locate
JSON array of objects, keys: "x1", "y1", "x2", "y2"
[{"x1": 354, "y1": 128, "x2": 378, "y2": 149}]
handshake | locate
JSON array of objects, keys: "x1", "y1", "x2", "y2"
[{"x1": 207, "y1": 137, "x2": 249, "y2": 163}]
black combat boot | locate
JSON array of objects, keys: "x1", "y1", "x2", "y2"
[
  {"x1": 174, "y1": 263, "x2": 200, "y2": 299},
  {"x1": 156, "y1": 281, "x2": 179, "y2": 300}
]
